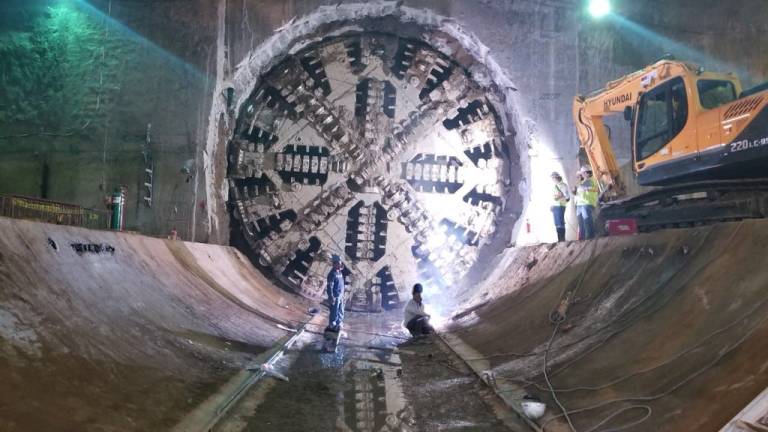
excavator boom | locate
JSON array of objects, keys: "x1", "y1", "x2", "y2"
[
  {"x1": 574, "y1": 58, "x2": 768, "y2": 233},
  {"x1": 573, "y1": 59, "x2": 698, "y2": 199}
]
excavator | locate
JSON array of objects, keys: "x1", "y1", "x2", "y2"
[{"x1": 573, "y1": 56, "x2": 768, "y2": 233}]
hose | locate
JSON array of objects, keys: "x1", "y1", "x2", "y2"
[
  {"x1": 515, "y1": 282, "x2": 768, "y2": 396},
  {"x1": 543, "y1": 239, "x2": 600, "y2": 432},
  {"x1": 548, "y1": 223, "x2": 724, "y2": 378},
  {"x1": 583, "y1": 405, "x2": 651, "y2": 432},
  {"x1": 542, "y1": 299, "x2": 768, "y2": 430},
  {"x1": 533, "y1": 222, "x2": 746, "y2": 431}
]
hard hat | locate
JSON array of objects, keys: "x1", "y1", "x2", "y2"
[
  {"x1": 331, "y1": 254, "x2": 342, "y2": 263},
  {"x1": 412, "y1": 283, "x2": 423, "y2": 294},
  {"x1": 579, "y1": 165, "x2": 593, "y2": 174},
  {"x1": 521, "y1": 400, "x2": 546, "y2": 420},
  {"x1": 550, "y1": 171, "x2": 562, "y2": 178}
]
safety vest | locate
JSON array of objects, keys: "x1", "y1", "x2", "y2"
[
  {"x1": 576, "y1": 178, "x2": 598, "y2": 207},
  {"x1": 553, "y1": 182, "x2": 569, "y2": 207}
]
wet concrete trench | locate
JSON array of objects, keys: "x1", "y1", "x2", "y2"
[
  {"x1": 3, "y1": 218, "x2": 768, "y2": 431},
  {"x1": 196, "y1": 310, "x2": 514, "y2": 432}
]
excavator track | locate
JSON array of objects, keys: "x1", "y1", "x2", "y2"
[{"x1": 598, "y1": 179, "x2": 768, "y2": 234}]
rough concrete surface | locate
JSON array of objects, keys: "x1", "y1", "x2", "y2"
[
  {"x1": 4, "y1": 0, "x2": 768, "y2": 244},
  {"x1": 445, "y1": 220, "x2": 768, "y2": 431},
  {"x1": 0, "y1": 216, "x2": 312, "y2": 431},
  {"x1": 397, "y1": 337, "x2": 511, "y2": 432},
  {"x1": 2, "y1": 215, "x2": 768, "y2": 431}
]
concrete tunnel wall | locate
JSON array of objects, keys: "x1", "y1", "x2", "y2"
[
  {"x1": 444, "y1": 219, "x2": 768, "y2": 431},
  {"x1": 0, "y1": 216, "x2": 314, "y2": 431},
  {"x1": 2, "y1": 0, "x2": 768, "y2": 430},
  {"x1": 3, "y1": 215, "x2": 768, "y2": 430},
  {"x1": 3, "y1": 0, "x2": 768, "y2": 244}
]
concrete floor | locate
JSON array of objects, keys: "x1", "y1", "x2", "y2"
[
  {"x1": 209, "y1": 310, "x2": 513, "y2": 432},
  {"x1": 1, "y1": 216, "x2": 768, "y2": 431}
]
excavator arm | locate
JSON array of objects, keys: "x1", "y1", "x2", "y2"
[{"x1": 573, "y1": 59, "x2": 694, "y2": 201}]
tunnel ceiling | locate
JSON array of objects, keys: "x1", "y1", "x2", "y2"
[{"x1": 228, "y1": 32, "x2": 512, "y2": 312}]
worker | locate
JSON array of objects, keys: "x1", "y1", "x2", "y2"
[
  {"x1": 574, "y1": 166, "x2": 599, "y2": 240},
  {"x1": 550, "y1": 172, "x2": 570, "y2": 242},
  {"x1": 403, "y1": 283, "x2": 433, "y2": 338},
  {"x1": 326, "y1": 254, "x2": 346, "y2": 332}
]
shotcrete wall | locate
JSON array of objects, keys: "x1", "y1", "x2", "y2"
[
  {"x1": 0, "y1": 0, "x2": 219, "y2": 240},
  {"x1": 1, "y1": 2, "x2": 768, "y2": 429},
  {"x1": 0, "y1": 216, "x2": 313, "y2": 431},
  {"x1": 444, "y1": 220, "x2": 768, "y2": 431},
  {"x1": 2, "y1": 215, "x2": 767, "y2": 430},
  {"x1": 2, "y1": 0, "x2": 767, "y2": 243}
]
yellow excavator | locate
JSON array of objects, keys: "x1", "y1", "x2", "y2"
[{"x1": 573, "y1": 55, "x2": 768, "y2": 232}]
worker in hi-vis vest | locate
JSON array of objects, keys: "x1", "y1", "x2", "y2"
[
  {"x1": 574, "y1": 166, "x2": 599, "y2": 240},
  {"x1": 550, "y1": 172, "x2": 570, "y2": 242}
]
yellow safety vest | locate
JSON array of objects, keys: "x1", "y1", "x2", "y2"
[
  {"x1": 553, "y1": 182, "x2": 569, "y2": 207},
  {"x1": 576, "y1": 178, "x2": 598, "y2": 207}
]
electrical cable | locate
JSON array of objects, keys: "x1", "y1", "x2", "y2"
[
  {"x1": 488, "y1": 222, "x2": 737, "y2": 431},
  {"x1": 513, "y1": 288, "x2": 768, "y2": 395},
  {"x1": 449, "y1": 223, "x2": 744, "y2": 431},
  {"x1": 543, "y1": 238, "x2": 600, "y2": 432},
  {"x1": 583, "y1": 405, "x2": 651, "y2": 432},
  {"x1": 450, "y1": 241, "x2": 579, "y2": 340},
  {"x1": 570, "y1": 246, "x2": 648, "y2": 320},
  {"x1": 464, "y1": 239, "x2": 680, "y2": 363},
  {"x1": 549, "y1": 223, "x2": 725, "y2": 377},
  {"x1": 509, "y1": 226, "x2": 717, "y2": 378},
  {"x1": 459, "y1": 240, "x2": 628, "y2": 360},
  {"x1": 452, "y1": 239, "x2": 589, "y2": 343},
  {"x1": 542, "y1": 298, "x2": 768, "y2": 431},
  {"x1": 543, "y1": 319, "x2": 577, "y2": 432},
  {"x1": 530, "y1": 222, "x2": 747, "y2": 431}
]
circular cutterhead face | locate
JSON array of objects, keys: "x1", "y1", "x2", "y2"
[{"x1": 228, "y1": 32, "x2": 508, "y2": 312}]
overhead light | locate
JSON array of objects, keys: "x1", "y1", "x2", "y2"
[{"x1": 588, "y1": 0, "x2": 611, "y2": 18}]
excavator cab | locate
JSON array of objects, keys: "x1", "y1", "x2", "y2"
[
  {"x1": 575, "y1": 59, "x2": 768, "y2": 201},
  {"x1": 574, "y1": 59, "x2": 768, "y2": 233},
  {"x1": 633, "y1": 77, "x2": 689, "y2": 168},
  {"x1": 630, "y1": 70, "x2": 746, "y2": 186}
]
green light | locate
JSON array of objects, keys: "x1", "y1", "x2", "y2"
[{"x1": 588, "y1": 0, "x2": 611, "y2": 18}]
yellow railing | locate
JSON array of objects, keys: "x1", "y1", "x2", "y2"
[{"x1": 0, "y1": 195, "x2": 111, "y2": 230}]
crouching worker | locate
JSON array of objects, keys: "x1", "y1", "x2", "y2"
[{"x1": 403, "y1": 283, "x2": 434, "y2": 337}]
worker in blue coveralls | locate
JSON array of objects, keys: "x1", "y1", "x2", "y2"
[{"x1": 326, "y1": 254, "x2": 346, "y2": 332}]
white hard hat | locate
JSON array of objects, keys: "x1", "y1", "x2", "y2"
[
  {"x1": 521, "y1": 400, "x2": 546, "y2": 420},
  {"x1": 579, "y1": 165, "x2": 593, "y2": 174}
]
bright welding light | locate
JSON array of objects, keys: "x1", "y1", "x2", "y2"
[
  {"x1": 419, "y1": 282, "x2": 451, "y2": 330},
  {"x1": 425, "y1": 230, "x2": 448, "y2": 250},
  {"x1": 430, "y1": 314, "x2": 449, "y2": 330},
  {"x1": 424, "y1": 305, "x2": 449, "y2": 329},
  {"x1": 588, "y1": 0, "x2": 611, "y2": 18}
]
